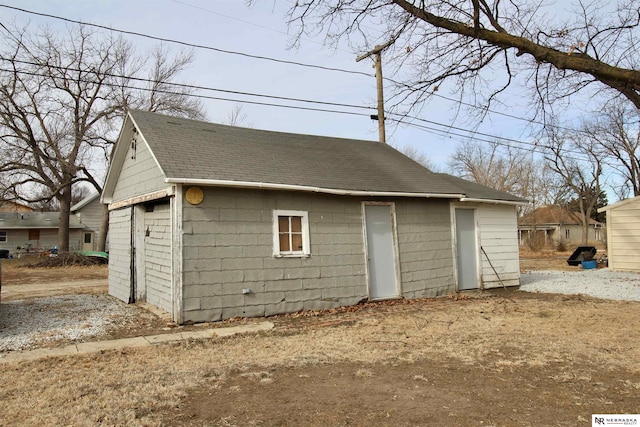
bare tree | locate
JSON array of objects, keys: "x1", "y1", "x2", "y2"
[
  {"x1": 393, "y1": 144, "x2": 438, "y2": 170},
  {"x1": 581, "y1": 105, "x2": 640, "y2": 199},
  {"x1": 222, "y1": 104, "x2": 253, "y2": 127},
  {"x1": 272, "y1": 0, "x2": 640, "y2": 120},
  {"x1": 543, "y1": 129, "x2": 603, "y2": 245},
  {"x1": 448, "y1": 140, "x2": 547, "y2": 213},
  {"x1": 0, "y1": 23, "x2": 205, "y2": 251}
]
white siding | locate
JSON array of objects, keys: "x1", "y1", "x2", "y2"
[
  {"x1": 142, "y1": 202, "x2": 173, "y2": 313},
  {"x1": 477, "y1": 204, "x2": 520, "y2": 288},
  {"x1": 108, "y1": 208, "x2": 132, "y2": 302},
  {"x1": 111, "y1": 136, "x2": 166, "y2": 203},
  {"x1": 605, "y1": 197, "x2": 640, "y2": 272}
]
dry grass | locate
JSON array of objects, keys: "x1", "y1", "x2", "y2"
[{"x1": 0, "y1": 293, "x2": 639, "y2": 425}]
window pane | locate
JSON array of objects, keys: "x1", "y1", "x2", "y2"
[
  {"x1": 279, "y1": 233, "x2": 290, "y2": 252},
  {"x1": 291, "y1": 233, "x2": 303, "y2": 251},
  {"x1": 278, "y1": 216, "x2": 289, "y2": 233},
  {"x1": 0, "y1": 231, "x2": 6, "y2": 242},
  {"x1": 290, "y1": 216, "x2": 302, "y2": 232}
]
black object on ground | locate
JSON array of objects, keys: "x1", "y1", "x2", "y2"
[{"x1": 567, "y1": 246, "x2": 597, "y2": 266}]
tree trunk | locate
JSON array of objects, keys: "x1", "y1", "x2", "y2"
[
  {"x1": 96, "y1": 203, "x2": 110, "y2": 252},
  {"x1": 57, "y1": 185, "x2": 72, "y2": 253}
]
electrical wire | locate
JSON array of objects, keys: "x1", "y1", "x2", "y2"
[
  {"x1": 0, "y1": 4, "x2": 372, "y2": 78},
  {"x1": 0, "y1": 2, "x2": 588, "y2": 136}
]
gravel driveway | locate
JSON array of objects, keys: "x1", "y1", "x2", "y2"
[
  {"x1": 519, "y1": 268, "x2": 640, "y2": 301},
  {"x1": 0, "y1": 294, "x2": 144, "y2": 352}
]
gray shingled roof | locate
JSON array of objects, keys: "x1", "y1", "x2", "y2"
[
  {"x1": 127, "y1": 110, "x2": 526, "y2": 203},
  {"x1": 0, "y1": 212, "x2": 85, "y2": 229},
  {"x1": 436, "y1": 174, "x2": 528, "y2": 203},
  {"x1": 129, "y1": 110, "x2": 464, "y2": 196}
]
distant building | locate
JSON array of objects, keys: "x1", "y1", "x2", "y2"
[
  {"x1": 0, "y1": 211, "x2": 85, "y2": 255},
  {"x1": 0, "y1": 201, "x2": 34, "y2": 213},
  {"x1": 518, "y1": 205, "x2": 605, "y2": 247}
]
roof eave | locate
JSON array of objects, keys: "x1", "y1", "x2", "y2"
[
  {"x1": 458, "y1": 197, "x2": 530, "y2": 206},
  {"x1": 165, "y1": 177, "x2": 465, "y2": 199}
]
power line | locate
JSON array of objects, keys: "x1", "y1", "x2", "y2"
[
  {"x1": 0, "y1": 67, "x2": 373, "y2": 118},
  {"x1": 0, "y1": 3, "x2": 373, "y2": 78},
  {"x1": 0, "y1": 2, "x2": 587, "y2": 137},
  {"x1": 1, "y1": 55, "x2": 553, "y2": 153},
  {"x1": 0, "y1": 56, "x2": 566, "y2": 155},
  {"x1": 0, "y1": 57, "x2": 374, "y2": 112}
]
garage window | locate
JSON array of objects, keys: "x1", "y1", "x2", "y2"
[
  {"x1": 272, "y1": 210, "x2": 310, "y2": 257},
  {"x1": 0, "y1": 231, "x2": 6, "y2": 242}
]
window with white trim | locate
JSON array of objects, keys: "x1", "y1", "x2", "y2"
[
  {"x1": 273, "y1": 210, "x2": 310, "y2": 257},
  {"x1": 0, "y1": 231, "x2": 6, "y2": 242}
]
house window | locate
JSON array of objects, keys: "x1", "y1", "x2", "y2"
[
  {"x1": 84, "y1": 232, "x2": 93, "y2": 244},
  {"x1": 565, "y1": 229, "x2": 570, "y2": 239},
  {"x1": 0, "y1": 231, "x2": 6, "y2": 243},
  {"x1": 595, "y1": 229, "x2": 601, "y2": 241},
  {"x1": 273, "y1": 210, "x2": 310, "y2": 257}
]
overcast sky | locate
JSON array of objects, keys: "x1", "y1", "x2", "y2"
[{"x1": 1, "y1": 0, "x2": 586, "y2": 173}]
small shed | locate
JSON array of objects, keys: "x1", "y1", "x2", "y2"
[
  {"x1": 102, "y1": 110, "x2": 526, "y2": 323},
  {"x1": 598, "y1": 196, "x2": 640, "y2": 272}
]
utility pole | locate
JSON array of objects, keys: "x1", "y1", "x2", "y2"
[{"x1": 356, "y1": 39, "x2": 394, "y2": 144}]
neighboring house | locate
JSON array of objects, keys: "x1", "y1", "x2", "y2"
[
  {"x1": 71, "y1": 192, "x2": 107, "y2": 252},
  {"x1": 518, "y1": 205, "x2": 605, "y2": 247},
  {"x1": 102, "y1": 110, "x2": 527, "y2": 324},
  {"x1": 598, "y1": 196, "x2": 640, "y2": 272},
  {"x1": 0, "y1": 212, "x2": 85, "y2": 255},
  {"x1": 0, "y1": 201, "x2": 34, "y2": 213}
]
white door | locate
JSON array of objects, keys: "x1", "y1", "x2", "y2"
[
  {"x1": 455, "y1": 208, "x2": 479, "y2": 290},
  {"x1": 81, "y1": 232, "x2": 94, "y2": 252},
  {"x1": 364, "y1": 204, "x2": 399, "y2": 300}
]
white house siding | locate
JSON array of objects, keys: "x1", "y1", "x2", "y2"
[
  {"x1": 142, "y1": 202, "x2": 173, "y2": 313},
  {"x1": 181, "y1": 188, "x2": 369, "y2": 322},
  {"x1": 111, "y1": 137, "x2": 167, "y2": 203},
  {"x1": 604, "y1": 198, "x2": 640, "y2": 272},
  {"x1": 395, "y1": 199, "x2": 456, "y2": 298},
  {"x1": 73, "y1": 196, "x2": 103, "y2": 233},
  {"x1": 477, "y1": 204, "x2": 520, "y2": 288},
  {"x1": 108, "y1": 207, "x2": 132, "y2": 302}
]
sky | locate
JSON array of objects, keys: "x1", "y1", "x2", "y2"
[{"x1": 0, "y1": 1, "x2": 598, "y2": 184}]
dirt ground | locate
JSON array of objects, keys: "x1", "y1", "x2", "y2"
[{"x1": 0, "y1": 250, "x2": 638, "y2": 426}]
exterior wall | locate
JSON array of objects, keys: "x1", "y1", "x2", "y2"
[
  {"x1": 108, "y1": 207, "x2": 132, "y2": 302},
  {"x1": 605, "y1": 198, "x2": 640, "y2": 272},
  {"x1": 111, "y1": 137, "x2": 167, "y2": 203},
  {"x1": 179, "y1": 187, "x2": 458, "y2": 323},
  {"x1": 0, "y1": 229, "x2": 83, "y2": 254},
  {"x1": 395, "y1": 199, "x2": 456, "y2": 298},
  {"x1": 74, "y1": 196, "x2": 107, "y2": 251},
  {"x1": 181, "y1": 188, "x2": 368, "y2": 322},
  {"x1": 477, "y1": 204, "x2": 520, "y2": 288},
  {"x1": 142, "y1": 202, "x2": 173, "y2": 313}
]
